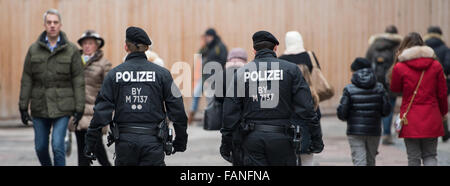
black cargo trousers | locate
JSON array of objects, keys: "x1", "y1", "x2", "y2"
[
  {"x1": 241, "y1": 130, "x2": 297, "y2": 166},
  {"x1": 114, "y1": 133, "x2": 165, "y2": 166}
]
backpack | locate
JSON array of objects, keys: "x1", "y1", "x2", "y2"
[{"x1": 371, "y1": 46, "x2": 395, "y2": 89}]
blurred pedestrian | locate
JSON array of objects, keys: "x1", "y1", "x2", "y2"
[
  {"x1": 18, "y1": 9, "x2": 85, "y2": 166},
  {"x1": 67, "y1": 30, "x2": 112, "y2": 166},
  {"x1": 145, "y1": 49, "x2": 165, "y2": 67},
  {"x1": 389, "y1": 32, "x2": 448, "y2": 166},
  {"x1": 188, "y1": 28, "x2": 228, "y2": 125},
  {"x1": 366, "y1": 25, "x2": 403, "y2": 145},
  {"x1": 337, "y1": 57, "x2": 391, "y2": 166},
  {"x1": 424, "y1": 26, "x2": 450, "y2": 142},
  {"x1": 204, "y1": 48, "x2": 248, "y2": 131},
  {"x1": 279, "y1": 31, "x2": 324, "y2": 165}
]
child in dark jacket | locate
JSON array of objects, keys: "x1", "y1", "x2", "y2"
[{"x1": 337, "y1": 57, "x2": 391, "y2": 166}]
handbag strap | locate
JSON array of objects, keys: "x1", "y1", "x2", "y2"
[
  {"x1": 402, "y1": 70, "x2": 425, "y2": 121},
  {"x1": 307, "y1": 51, "x2": 318, "y2": 69}
]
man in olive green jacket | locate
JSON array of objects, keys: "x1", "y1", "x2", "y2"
[{"x1": 18, "y1": 9, "x2": 85, "y2": 166}]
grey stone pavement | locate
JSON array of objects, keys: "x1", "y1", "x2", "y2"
[{"x1": 1, "y1": 116, "x2": 449, "y2": 166}]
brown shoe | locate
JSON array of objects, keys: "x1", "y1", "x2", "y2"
[{"x1": 382, "y1": 135, "x2": 395, "y2": 145}]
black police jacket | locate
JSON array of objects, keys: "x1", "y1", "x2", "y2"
[
  {"x1": 337, "y1": 68, "x2": 391, "y2": 136},
  {"x1": 88, "y1": 52, "x2": 187, "y2": 143},
  {"x1": 221, "y1": 49, "x2": 319, "y2": 138}
]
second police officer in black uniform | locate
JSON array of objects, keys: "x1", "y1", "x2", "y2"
[
  {"x1": 84, "y1": 26, "x2": 188, "y2": 166},
  {"x1": 220, "y1": 31, "x2": 322, "y2": 166}
]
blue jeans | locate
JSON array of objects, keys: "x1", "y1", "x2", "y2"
[
  {"x1": 32, "y1": 116, "x2": 69, "y2": 166},
  {"x1": 191, "y1": 79, "x2": 203, "y2": 112},
  {"x1": 382, "y1": 97, "x2": 397, "y2": 135}
]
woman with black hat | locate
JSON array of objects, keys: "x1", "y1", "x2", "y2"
[{"x1": 68, "y1": 30, "x2": 112, "y2": 166}]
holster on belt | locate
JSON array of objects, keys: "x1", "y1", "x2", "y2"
[{"x1": 157, "y1": 119, "x2": 174, "y2": 156}]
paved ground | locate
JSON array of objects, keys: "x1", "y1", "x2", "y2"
[{"x1": 1, "y1": 116, "x2": 449, "y2": 166}]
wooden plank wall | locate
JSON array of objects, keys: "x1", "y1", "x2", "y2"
[{"x1": 1, "y1": 0, "x2": 449, "y2": 119}]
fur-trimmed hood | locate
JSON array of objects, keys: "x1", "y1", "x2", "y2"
[
  {"x1": 423, "y1": 33, "x2": 443, "y2": 42},
  {"x1": 368, "y1": 33, "x2": 403, "y2": 45},
  {"x1": 398, "y1": 46, "x2": 435, "y2": 62},
  {"x1": 398, "y1": 46, "x2": 436, "y2": 71}
]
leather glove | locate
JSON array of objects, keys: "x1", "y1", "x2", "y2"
[
  {"x1": 20, "y1": 109, "x2": 31, "y2": 125},
  {"x1": 84, "y1": 145, "x2": 97, "y2": 165},
  {"x1": 309, "y1": 135, "x2": 324, "y2": 153},
  {"x1": 309, "y1": 123, "x2": 324, "y2": 154},
  {"x1": 220, "y1": 136, "x2": 233, "y2": 163},
  {"x1": 72, "y1": 112, "x2": 83, "y2": 129},
  {"x1": 173, "y1": 135, "x2": 187, "y2": 152},
  {"x1": 84, "y1": 128, "x2": 100, "y2": 165}
]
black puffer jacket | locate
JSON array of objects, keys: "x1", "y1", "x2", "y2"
[{"x1": 337, "y1": 68, "x2": 391, "y2": 136}]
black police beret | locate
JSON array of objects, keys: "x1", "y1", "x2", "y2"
[
  {"x1": 126, "y1": 26, "x2": 152, "y2": 46},
  {"x1": 351, "y1": 57, "x2": 371, "y2": 71},
  {"x1": 252, "y1": 31, "x2": 279, "y2": 45}
]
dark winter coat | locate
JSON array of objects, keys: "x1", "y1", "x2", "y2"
[
  {"x1": 391, "y1": 46, "x2": 448, "y2": 138},
  {"x1": 337, "y1": 68, "x2": 391, "y2": 136},
  {"x1": 365, "y1": 33, "x2": 402, "y2": 98},
  {"x1": 425, "y1": 35, "x2": 450, "y2": 94},
  {"x1": 202, "y1": 37, "x2": 228, "y2": 82},
  {"x1": 19, "y1": 31, "x2": 85, "y2": 118}
]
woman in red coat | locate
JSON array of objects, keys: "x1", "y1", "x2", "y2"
[{"x1": 390, "y1": 32, "x2": 448, "y2": 166}]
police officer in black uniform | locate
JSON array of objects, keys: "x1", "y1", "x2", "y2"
[
  {"x1": 220, "y1": 31, "x2": 321, "y2": 166},
  {"x1": 84, "y1": 27, "x2": 188, "y2": 166}
]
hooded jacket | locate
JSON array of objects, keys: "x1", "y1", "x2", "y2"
[
  {"x1": 337, "y1": 68, "x2": 391, "y2": 136},
  {"x1": 425, "y1": 34, "x2": 450, "y2": 94},
  {"x1": 391, "y1": 46, "x2": 448, "y2": 138},
  {"x1": 365, "y1": 33, "x2": 402, "y2": 98},
  {"x1": 19, "y1": 31, "x2": 85, "y2": 118},
  {"x1": 425, "y1": 34, "x2": 449, "y2": 68}
]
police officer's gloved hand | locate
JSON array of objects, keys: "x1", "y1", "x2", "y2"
[
  {"x1": 84, "y1": 128, "x2": 100, "y2": 164},
  {"x1": 84, "y1": 145, "x2": 97, "y2": 165},
  {"x1": 173, "y1": 135, "x2": 188, "y2": 152},
  {"x1": 20, "y1": 109, "x2": 31, "y2": 125},
  {"x1": 72, "y1": 112, "x2": 84, "y2": 129},
  {"x1": 220, "y1": 136, "x2": 233, "y2": 163},
  {"x1": 309, "y1": 133, "x2": 324, "y2": 153}
]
